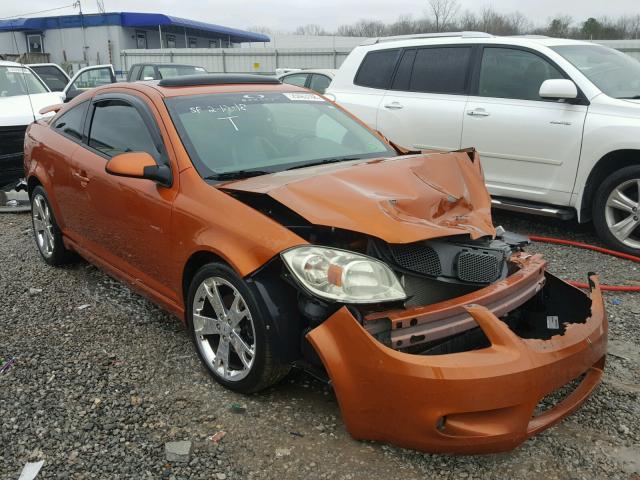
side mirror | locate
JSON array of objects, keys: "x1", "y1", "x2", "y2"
[
  {"x1": 105, "y1": 152, "x2": 172, "y2": 186},
  {"x1": 539, "y1": 79, "x2": 578, "y2": 100}
]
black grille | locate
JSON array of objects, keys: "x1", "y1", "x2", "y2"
[
  {"x1": 389, "y1": 243, "x2": 442, "y2": 276},
  {"x1": 457, "y1": 251, "x2": 502, "y2": 283},
  {"x1": 0, "y1": 125, "x2": 27, "y2": 186},
  {"x1": 0, "y1": 125, "x2": 27, "y2": 156}
]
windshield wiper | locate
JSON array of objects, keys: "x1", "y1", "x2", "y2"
[
  {"x1": 285, "y1": 156, "x2": 364, "y2": 171},
  {"x1": 206, "y1": 170, "x2": 272, "y2": 181},
  {"x1": 618, "y1": 95, "x2": 640, "y2": 99}
]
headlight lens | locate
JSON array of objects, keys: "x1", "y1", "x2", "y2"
[{"x1": 281, "y1": 246, "x2": 406, "y2": 303}]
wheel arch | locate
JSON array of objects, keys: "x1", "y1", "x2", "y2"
[
  {"x1": 27, "y1": 174, "x2": 43, "y2": 197},
  {"x1": 579, "y1": 149, "x2": 640, "y2": 222},
  {"x1": 181, "y1": 250, "x2": 229, "y2": 315},
  {"x1": 181, "y1": 249, "x2": 303, "y2": 363}
]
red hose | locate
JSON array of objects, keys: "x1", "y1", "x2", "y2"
[{"x1": 528, "y1": 235, "x2": 640, "y2": 292}]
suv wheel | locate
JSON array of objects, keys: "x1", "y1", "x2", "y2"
[
  {"x1": 31, "y1": 185, "x2": 75, "y2": 265},
  {"x1": 593, "y1": 166, "x2": 640, "y2": 255},
  {"x1": 187, "y1": 262, "x2": 290, "y2": 394}
]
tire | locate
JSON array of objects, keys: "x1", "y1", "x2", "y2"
[
  {"x1": 186, "y1": 262, "x2": 290, "y2": 394},
  {"x1": 30, "y1": 185, "x2": 75, "y2": 266},
  {"x1": 592, "y1": 165, "x2": 640, "y2": 255}
]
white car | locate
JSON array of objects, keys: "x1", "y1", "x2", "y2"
[
  {"x1": 327, "y1": 33, "x2": 640, "y2": 255},
  {"x1": 279, "y1": 69, "x2": 336, "y2": 94},
  {"x1": 0, "y1": 61, "x2": 115, "y2": 186}
]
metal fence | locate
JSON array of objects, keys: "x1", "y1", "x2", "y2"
[
  {"x1": 598, "y1": 40, "x2": 640, "y2": 61},
  {"x1": 120, "y1": 40, "x2": 640, "y2": 77},
  {"x1": 120, "y1": 47, "x2": 353, "y2": 75}
]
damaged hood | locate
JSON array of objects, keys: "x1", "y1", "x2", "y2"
[{"x1": 222, "y1": 150, "x2": 496, "y2": 244}]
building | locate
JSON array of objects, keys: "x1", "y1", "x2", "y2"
[{"x1": 0, "y1": 12, "x2": 270, "y2": 75}]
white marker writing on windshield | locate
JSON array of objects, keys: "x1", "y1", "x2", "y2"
[{"x1": 217, "y1": 116, "x2": 239, "y2": 131}]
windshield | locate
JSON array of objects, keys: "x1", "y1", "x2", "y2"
[
  {"x1": 158, "y1": 65, "x2": 206, "y2": 79},
  {"x1": 166, "y1": 91, "x2": 395, "y2": 178},
  {"x1": 0, "y1": 66, "x2": 49, "y2": 97},
  {"x1": 552, "y1": 45, "x2": 640, "y2": 99}
]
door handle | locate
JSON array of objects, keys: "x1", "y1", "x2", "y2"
[
  {"x1": 72, "y1": 170, "x2": 90, "y2": 183},
  {"x1": 384, "y1": 102, "x2": 404, "y2": 110},
  {"x1": 467, "y1": 108, "x2": 490, "y2": 117}
]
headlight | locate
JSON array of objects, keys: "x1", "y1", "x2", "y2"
[{"x1": 281, "y1": 246, "x2": 406, "y2": 303}]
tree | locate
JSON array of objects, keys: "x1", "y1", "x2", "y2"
[
  {"x1": 581, "y1": 17, "x2": 602, "y2": 39},
  {"x1": 628, "y1": 14, "x2": 640, "y2": 39},
  {"x1": 475, "y1": 7, "x2": 529, "y2": 35},
  {"x1": 386, "y1": 15, "x2": 420, "y2": 36},
  {"x1": 337, "y1": 19, "x2": 387, "y2": 37},
  {"x1": 546, "y1": 16, "x2": 572, "y2": 38},
  {"x1": 294, "y1": 24, "x2": 327, "y2": 36},
  {"x1": 247, "y1": 25, "x2": 274, "y2": 35},
  {"x1": 428, "y1": 0, "x2": 459, "y2": 32}
]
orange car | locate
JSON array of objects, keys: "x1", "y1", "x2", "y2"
[{"x1": 24, "y1": 75, "x2": 607, "y2": 454}]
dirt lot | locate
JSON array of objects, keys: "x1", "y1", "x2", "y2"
[{"x1": 1, "y1": 210, "x2": 639, "y2": 480}]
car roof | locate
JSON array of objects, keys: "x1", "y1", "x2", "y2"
[
  {"x1": 94, "y1": 78, "x2": 310, "y2": 99},
  {"x1": 359, "y1": 33, "x2": 598, "y2": 50},
  {"x1": 0, "y1": 60, "x2": 26, "y2": 67},
  {"x1": 280, "y1": 69, "x2": 337, "y2": 77},
  {"x1": 131, "y1": 63, "x2": 203, "y2": 68}
]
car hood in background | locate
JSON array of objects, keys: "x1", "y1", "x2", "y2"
[
  {"x1": 221, "y1": 150, "x2": 496, "y2": 244},
  {"x1": 0, "y1": 92, "x2": 64, "y2": 126}
]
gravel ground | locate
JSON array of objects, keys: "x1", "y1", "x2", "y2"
[{"x1": 1, "y1": 210, "x2": 639, "y2": 480}]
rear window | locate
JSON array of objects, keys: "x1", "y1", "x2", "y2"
[
  {"x1": 409, "y1": 47, "x2": 471, "y2": 95},
  {"x1": 391, "y1": 49, "x2": 417, "y2": 91},
  {"x1": 354, "y1": 49, "x2": 401, "y2": 89}
]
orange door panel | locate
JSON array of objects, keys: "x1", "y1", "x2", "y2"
[{"x1": 69, "y1": 146, "x2": 178, "y2": 303}]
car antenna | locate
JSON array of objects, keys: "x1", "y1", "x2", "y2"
[{"x1": 9, "y1": 19, "x2": 37, "y2": 123}]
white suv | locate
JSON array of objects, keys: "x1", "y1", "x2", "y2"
[{"x1": 327, "y1": 32, "x2": 640, "y2": 255}]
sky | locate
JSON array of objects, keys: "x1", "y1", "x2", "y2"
[{"x1": 2, "y1": 0, "x2": 639, "y2": 32}]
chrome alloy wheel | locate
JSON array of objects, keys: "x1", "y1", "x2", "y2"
[
  {"x1": 32, "y1": 193, "x2": 55, "y2": 258},
  {"x1": 192, "y1": 277, "x2": 256, "y2": 382},
  {"x1": 604, "y1": 178, "x2": 640, "y2": 250}
]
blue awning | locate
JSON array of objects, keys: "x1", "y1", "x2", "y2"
[
  {"x1": 120, "y1": 13, "x2": 270, "y2": 42},
  {"x1": 0, "y1": 12, "x2": 270, "y2": 43}
]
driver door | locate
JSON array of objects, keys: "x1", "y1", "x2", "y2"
[{"x1": 67, "y1": 92, "x2": 178, "y2": 303}]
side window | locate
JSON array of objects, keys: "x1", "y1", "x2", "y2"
[
  {"x1": 409, "y1": 47, "x2": 471, "y2": 95},
  {"x1": 30, "y1": 66, "x2": 68, "y2": 91},
  {"x1": 53, "y1": 101, "x2": 89, "y2": 141},
  {"x1": 354, "y1": 49, "x2": 401, "y2": 89},
  {"x1": 88, "y1": 100, "x2": 159, "y2": 159},
  {"x1": 129, "y1": 65, "x2": 141, "y2": 81},
  {"x1": 309, "y1": 74, "x2": 331, "y2": 94},
  {"x1": 391, "y1": 49, "x2": 416, "y2": 91},
  {"x1": 141, "y1": 65, "x2": 156, "y2": 80},
  {"x1": 281, "y1": 74, "x2": 308, "y2": 87},
  {"x1": 478, "y1": 47, "x2": 564, "y2": 101}
]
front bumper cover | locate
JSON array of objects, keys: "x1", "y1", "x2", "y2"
[{"x1": 306, "y1": 275, "x2": 607, "y2": 454}]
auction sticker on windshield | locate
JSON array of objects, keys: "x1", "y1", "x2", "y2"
[{"x1": 282, "y1": 92, "x2": 324, "y2": 101}]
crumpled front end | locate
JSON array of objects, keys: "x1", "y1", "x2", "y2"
[
  {"x1": 225, "y1": 147, "x2": 607, "y2": 453},
  {"x1": 306, "y1": 270, "x2": 607, "y2": 454}
]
